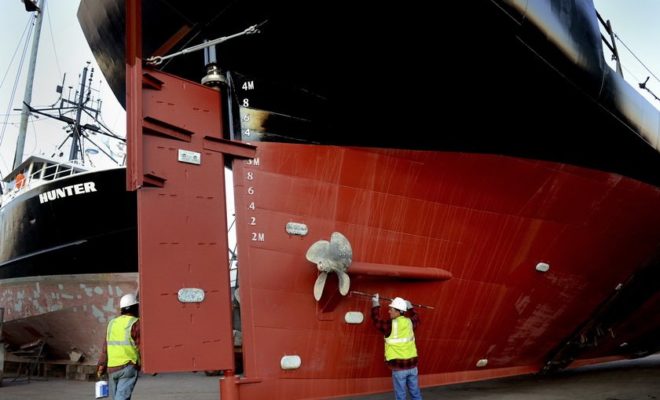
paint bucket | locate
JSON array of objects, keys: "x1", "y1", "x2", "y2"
[{"x1": 95, "y1": 380, "x2": 109, "y2": 398}]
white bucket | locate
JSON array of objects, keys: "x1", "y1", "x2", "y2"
[{"x1": 95, "y1": 380, "x2": 109, "y2": 398}]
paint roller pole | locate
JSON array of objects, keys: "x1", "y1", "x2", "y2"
[{"x1": 349, "y1": 291, "x2": 435, "y2": 309}]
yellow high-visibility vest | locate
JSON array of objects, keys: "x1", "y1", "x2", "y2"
[
  {"x1": 106, "y1": 315, "x2": 140, "y2": 368},
  {"x1": 385, "y1": 316, "x2": 417, "y2": 361}
]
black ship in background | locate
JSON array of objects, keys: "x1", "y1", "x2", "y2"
[{"x1": 0, "y1": 1, "x2": 136, "y2": 364}]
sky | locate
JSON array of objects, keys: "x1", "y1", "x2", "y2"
[
  {"x1": 0, "y1": 0, "x2": 659, "y2": 180},
  {"x1": 0, "y1": 0, "x2": 126, "y2": 178},
  {"x1": 595, "y1": 0, "x2": 660, "y2": 104}
]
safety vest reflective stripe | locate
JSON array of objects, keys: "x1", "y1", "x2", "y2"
[{"x1": 386, "y1": 336, "x2": 415, "y2": 344}]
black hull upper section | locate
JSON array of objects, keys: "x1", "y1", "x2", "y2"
[
  {"x1": 78, "y1": 0, "x2": 660, "y2": 187},
  {"x1": 0, "y1": 168, "x2": 136, "y2": 280}
]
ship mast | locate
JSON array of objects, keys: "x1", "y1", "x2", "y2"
[
  {"x1": 12, "y1": 0, "x2": 46, "y2": 170},
  {"x1": 25, "y1": 62, "x2": 123, "y2": 166},
  {"x1": 68, "y1": 62, "x2": 89, "y2": 161}
]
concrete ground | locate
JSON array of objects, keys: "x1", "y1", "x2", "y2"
[{"x1": 0, "y1": 355, "x2": 658, "y2": 399}]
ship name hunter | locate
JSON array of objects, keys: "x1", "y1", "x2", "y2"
[{"x1": 39, "y1": 182, "x2": 97, "y2": 204}]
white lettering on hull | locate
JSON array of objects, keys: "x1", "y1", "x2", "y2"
[{"x1": 39, "y1": 182, "x2": 97, "y2": 204}]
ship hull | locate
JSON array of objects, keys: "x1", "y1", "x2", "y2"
[
  {"x1": 76, "y1": 0, "x2": 660, "y2": 397},
  {"x1": 230, "y1": 142, "x2": 660, "y2": 398},
  {"x1": 0, "y1": 273, "x2": 137, "y2": 363},
  {"x1": 0, "y1": 168, "x2": 137, "y2": 362}
]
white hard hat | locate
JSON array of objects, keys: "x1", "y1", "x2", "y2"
[
  {"x1": 389, "y1": 297, "x2": 408, "y2": 312},
  {"x1": 120, "y1": 293, "x2": 138, "y2": 309}
]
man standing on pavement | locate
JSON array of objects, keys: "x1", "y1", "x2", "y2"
[
  {"x1": 371, "y1": 294, "x2": 422, "y2": 400},
  {"x1": 97, "y1": 293, "x2": 141, "y2": 400}
]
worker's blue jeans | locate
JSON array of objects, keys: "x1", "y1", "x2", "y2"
[
  {"x1": 392, "y1": 367, "x2": 422, "y2": 400},
  {"x1": 109, "y1": 364, "x2": 139, "y2": 400}
]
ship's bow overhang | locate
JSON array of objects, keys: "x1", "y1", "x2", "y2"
[{"x1": 78, "y1": 0, "x2": 660, "y2": 186}]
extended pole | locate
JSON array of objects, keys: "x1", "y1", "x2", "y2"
[
  {"x1": 13, "y1": 0, "x2": 46, "y2": 170},
  {"x1": 349, "y1": 291, "x2": 435, "y2": 309}
]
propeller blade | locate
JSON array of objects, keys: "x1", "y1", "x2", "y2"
[
  {"x1": 337, "y1": 271, "x2": 350, "y2": 296},
  {"x1": 329, "y1": 232, "x2": 352, "y2": 267},
  {"x1": 313, "y1": 272, "x2": 328, "y2": 301},
  {"x1": 306, "y1": 240, "x2": 329, "y2": 264}
]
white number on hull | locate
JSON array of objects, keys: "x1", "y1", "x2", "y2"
[{"x1": 244, "y1": 148, "x2": 262, "y2": 244}]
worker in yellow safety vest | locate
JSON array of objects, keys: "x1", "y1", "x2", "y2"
[
  {"x1": 97, "y1": 294, "x2": 141, "y2": 400},
  {"x1": 371, "y1": 294, "x2": 422, "y2": 400}
]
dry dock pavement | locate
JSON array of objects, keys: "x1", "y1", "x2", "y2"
[{"x1": 0, "y1": 355, "x2": 658, "y2": 399}]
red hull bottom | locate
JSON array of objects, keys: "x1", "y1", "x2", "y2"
[{"x1": 227, "y1": 143, "x2": 660, "y2": 399}]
